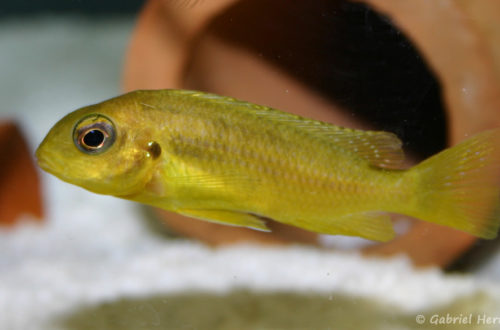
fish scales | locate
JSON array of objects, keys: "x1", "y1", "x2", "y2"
[
  {"x1": 151, "y1": 93, "x2": 404, "y2": 221},
  {"x1": 36, "y1": 90, "x2": 500, "y2": 241}
]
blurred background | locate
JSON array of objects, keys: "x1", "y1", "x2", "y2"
[
  {"x1": 2, "y1": 1, "x2": 500, "y2": 329},
  {"x1": 0, "y1": 0, "x2": 143, "y2": 16}
]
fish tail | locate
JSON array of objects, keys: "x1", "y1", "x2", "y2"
[{"x1": 406, "y1": 129, "x2": 500, "y2": 239}]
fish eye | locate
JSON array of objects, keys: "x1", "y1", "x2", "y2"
[{"x1": 73, "y1": 115, "x2": 115, "y2": 154}]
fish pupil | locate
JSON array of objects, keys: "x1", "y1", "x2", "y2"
[{"x1": 83, "y1": 129, "x2": 105, "y2": 148}]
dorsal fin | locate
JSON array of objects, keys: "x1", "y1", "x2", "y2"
[
  {"x1": 249, "y1": 106, "x2": 405, "y2": 169},
  {"x1": 320, "y1": 127, "x2": 404, "y2": 169},
  {"x1": 187, "y1": 90, "x2": 405, "y2": 169}
]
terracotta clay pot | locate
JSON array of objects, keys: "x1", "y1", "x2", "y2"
[
  {"x1": 123, "y1": 0, "x2": 500, "y2": 267},
  {"x1": 0, "y1": 122, "x2": 43, "y2": 226}
]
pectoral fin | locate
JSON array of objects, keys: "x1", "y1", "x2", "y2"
[{"x1": 177, "y1": 209, "x2": 270, "y2": 232}]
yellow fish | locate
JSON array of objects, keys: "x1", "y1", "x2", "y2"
[{"x1": 36, "y1": 90, "x2": 500, "y2": 241}]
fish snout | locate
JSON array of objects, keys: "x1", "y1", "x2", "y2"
[{"x1": 35, "y1": 144, "x2": 57, "y2": 174}]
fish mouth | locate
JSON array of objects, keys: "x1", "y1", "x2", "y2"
[
  {"x1": 35, "y1": 146, "x2": 57, "y2": 175},
  {"x1": 35, "y1": 146, "x2": 79, "y2": 188}
]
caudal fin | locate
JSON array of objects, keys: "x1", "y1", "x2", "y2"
[{"x1": 409, "y1": 129, "x2": 500, "y2": 239}]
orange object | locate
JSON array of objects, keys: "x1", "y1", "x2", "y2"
[{"x1": 0, "y1": 122, "x2": 43, "y2": 225}]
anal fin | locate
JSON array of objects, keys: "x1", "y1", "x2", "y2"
[
  {"x1": 177, "y1": 209, "x2": 270, "y2": 232},
  {"x1": 302, "y1": 212, "x2": 395, "y2": 242}
]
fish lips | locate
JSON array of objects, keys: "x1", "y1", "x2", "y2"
[
  {"x1": 35, "y1": 143, "x2": 75, "y2": 182},
  {"x1": 35, "y1": 145, "x2": 56, "y2": 175}
]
